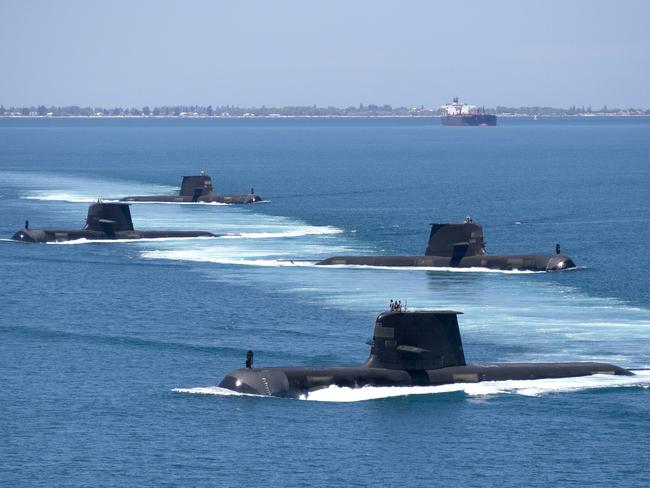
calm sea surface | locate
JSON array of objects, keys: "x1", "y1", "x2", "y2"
[{"x1": 1, "y1": 117, "x2": 649, "y2": 487}]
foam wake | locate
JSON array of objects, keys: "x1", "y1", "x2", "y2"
[
  {"x1": 173, "y1": 386, "x2": 254, "y2": 397},
  {"x1": 145, "y1": 253, "x2": 317, "y2": 267},
  {"x1": 22, "y1": 192, "x2": 112, "y2": 203},
  {"x1": 45, "y1": 236, "x2": 223, "y2": 245},
  {"x1": 314, "y1": 264, "x2": 557, "y2": 274},
  {"x1": 124, "y1": 200, "x2": 271, "y2": 206},
  {"x1": 303, "y1": 370, "x2": 650, "y2": 402},
  {"x1": 14, "y1": 173, "x2": 177, "y2": 203},
  {"x1": 221, "y1": 227, "x2": 342, "y2": 239},
  {"x1": 173, "y1": 371, "x2": 650, "y2": 402},
  {"x1": 123, "y1": 200, "x2": 230, "y2": 206},
  {"x1": 14, "y1": 171, "x2": 265, "y2": 205},
  {"x1": 39, "y1": 227, "x2": 341, "y2": 246}
]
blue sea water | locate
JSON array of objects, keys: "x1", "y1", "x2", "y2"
[{"x1": 1, "y1": 117, "x2": 649, "y2": 487}]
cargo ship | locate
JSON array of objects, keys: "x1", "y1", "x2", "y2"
[{"x1": 440, "y1": 97, "x2": 497, "y2": 126}]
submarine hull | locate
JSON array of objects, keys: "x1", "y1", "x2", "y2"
[
  {"x1": 219, "y1": 362, "x2": 632, "y2": 398},
  {"x1": 11, "y1": 228, "x2": 218, "y2": 243},
  {"x1": 12, "y1": 202, "x2": 222, "y2": 243},
  {"x1": 217, "y1": 310, "x2": 627, "y2": 399},
  {"x1": 316, "y1": 222, "x2": 576, "y2": 271},
  {"x1": 120, "y1": 194, "x2": 261, "y2": 204},
  {"x1": 120, "y1": 174, "x2": 261, "y2": 203},
  {"x1": 316, "y1": 254, "x2": 576, "y2": 272}
]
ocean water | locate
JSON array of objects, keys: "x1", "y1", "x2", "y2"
[{"x1": 1, "y1": 117, "x2": 649, "y2": 487}]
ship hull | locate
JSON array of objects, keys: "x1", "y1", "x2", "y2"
[
  {"x1": 219, "y1": 362, "x2": 631, "y2": 398},
  {"x1": 120, "y1": 194, "x2": 261, "y2": 204},
  {"x1": 441, "y1": 114, "x2": 497, "y2": 126},
  {"x1": 316, "y1": 254, "x2": 575, "y2": 272},
  {"x1": 11, "y1": 228, "x2": 219, "y2": 243}
]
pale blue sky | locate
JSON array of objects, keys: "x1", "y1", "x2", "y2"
[{"x1": 1, "y1": 0, "x2": 648, "y2": 108}]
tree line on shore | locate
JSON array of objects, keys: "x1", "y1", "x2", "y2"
[{"x1": 1, "y1": 104, "x2": 648, "y2": 117}]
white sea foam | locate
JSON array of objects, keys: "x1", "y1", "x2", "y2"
[
  {"x1": 221, "y1": 227, "x2": 342, "y2": 239},
  {"x1": 143, "y1": 252, "x2": 317, "y2": 267},
  {"x1": 22, "y1": 190, "x2": 244, "y2": 204},
  {"x1": 126, "y1": 199, "x2": 272, "y2": 205},
  {"x1": 124, "y1": 200, "x2": 230, "y2": 206},
  {"x1": 144, "y1": 244, "x2": 649, "y2": 361},
  {"x1": 20, "y1": 187, "x2": 266, "y2": 206},
  {"x1": 20, "y1": 185, "x2": 177, "y2": 204},
  {"x1": 172, "y1": 386, "x2": 259, "y2": 397},
  {"x1": 303, "y1": 370, "x2": 650, "y2": 402},
  {"x1": 46, "y1": 236, "x2": 221, "y2": 245},
  {"x1": 314, "y1": 264, "x2": 553, "y2": 274},
  {"x1": 22, "y1": 192, "x2": 109, "y2": 203},
  {"x1": 22, "y1": 193, "x2": 237, "y2": 204},
  {"x1": 3, "y1": 170, "x2": 177, "y2": 203},
  {"x1": 39, "y1": 224, "x2": 341, "y2": 246},
  {"x1": 172, "y1": 370, "x2": 650, "y2": 403}
]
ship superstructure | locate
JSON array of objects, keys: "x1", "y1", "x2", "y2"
[{"x1": 440, "y1": 97, "x2": 497, "y2": 126}]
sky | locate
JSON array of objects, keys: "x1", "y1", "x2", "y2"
[{"x1": 1, "y1": 0, "x2": 649, "y2": 108}]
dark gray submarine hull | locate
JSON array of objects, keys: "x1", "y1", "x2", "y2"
[
  {"x1": 120, "y1": 194, "x2": 261, "y2": 204},
  {"x1": 11, "y1": 202, "x2": 220, "y2": 243},
  {"x1": 317, "y1": 222, "x2": 576, "y2": 272},
  {"x1": 120, "y1": 174, "x2": 261, "y2": 204},
  {"x1": 219, "y1": 362, "x2": 631, "y2": 398},
  {"x1": 218, "y1": 310, "x2": 630, "y2": 399},
  {"x1": 316, "y1": 254, "x2": 575, "y2": 272},
  {"x1": 11, "y1": 228, "x2": 217, "y2": 243}
]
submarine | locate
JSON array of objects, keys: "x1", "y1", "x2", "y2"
[
  {"x1": 317, "y1": 220, "x2": 576, "y2": 272},
  {"x1": 120, "y1": 172, "x2": 262, "y2": 204},
  {"x1": 11, "y1": 202, "x2": 221, "y2": 243},
  {"x1": 218, "y1": 306, "x2": 632, "y2": 399}
]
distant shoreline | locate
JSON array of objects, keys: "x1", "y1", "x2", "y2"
[
  {"x1": 2, "y1": 114, "x2": 649, "y2": 119},
  {"x1": 3, "y1": 103, "x2": 648, "y2": 118}
]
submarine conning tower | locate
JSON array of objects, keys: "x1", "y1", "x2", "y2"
[
  {"x1": 365, "y1": 310, "x2": 466, "y2": 370},
  {"x1": 180, "y1": 175, "x2": 213, "y2": 199},
  {"x1": 84, "y1": 202, "x2": 134, "y2": 232},
  {"x1": 425, "y1": 223, "x2": 486, "y2": 258}
]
